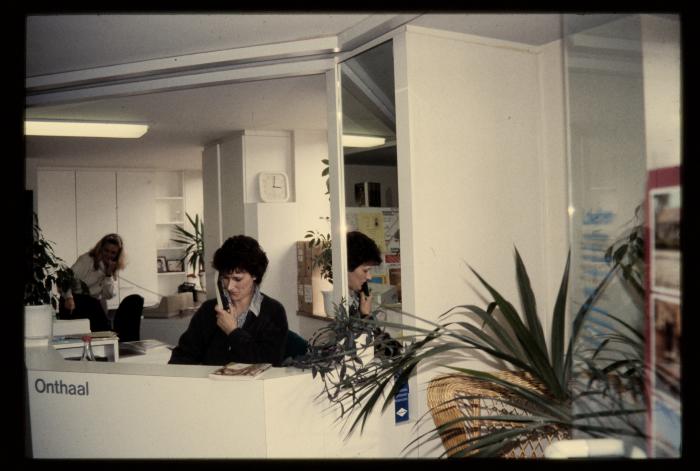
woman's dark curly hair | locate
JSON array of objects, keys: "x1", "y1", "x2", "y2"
[
  {"x1": 346, "y1": 231, "x2": 382, "y2": 271},
  {"x1": 212, "y1": 235, "x2": 269, "y2": 284}
]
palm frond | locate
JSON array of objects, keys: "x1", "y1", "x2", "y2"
[
  {"x1": 551, "y1": 252, "x2": 571, "y2": 382},
  {"x1": 513, "y1": 247, "x2": 548, "y2": 359},
  {"x1": 469, "y1": 264, "x2": 563, "y2": 398},
  {"x1": 170, "y1": 212, "x2": 204, "y2": 273}
]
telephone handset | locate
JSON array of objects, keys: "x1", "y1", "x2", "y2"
[
  {"x1": 361, "y1": 281, "x2": 370, "y2": 297},
  {"x1": 215, "y1": 271, "x2": 231, "y2": 311}
]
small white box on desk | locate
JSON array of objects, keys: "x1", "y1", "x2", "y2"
[{"x1": 53, "y1": 319, "x2": 91, "y2": 336}]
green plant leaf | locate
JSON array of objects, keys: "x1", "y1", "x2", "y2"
[
  {"x1": 468, "y1": 265, "x2": 562, "y2": 398},
  {"x1": 551, "y1": 251, "x2": 571, "y2": 383},
  {"x1": 441, "y1": 304, "x2": 524, "y2": 359},
  {"x1": 513, "y1": 247, "x2": 548, "y2": 358}
]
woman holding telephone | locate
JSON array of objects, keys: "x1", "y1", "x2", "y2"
[
  {"x1": 59, "y1": 233, "x2": 127, "y2": 332},
  {"x1": 346, "y1": 231, "x2": 402, "y2": 358},
  {"x1": 346, "y1": 231, "x2": 382, "y2": 318},
  {"x1": 169, "y1": 235, "x2": 288, "y2": 366}
]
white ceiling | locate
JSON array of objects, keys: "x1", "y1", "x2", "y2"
[{"x1": 24, "y1": 13, "x2": 572, "y2": 169}]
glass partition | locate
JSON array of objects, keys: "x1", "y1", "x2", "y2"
[
  {"x1": 563, "y1": 13, "x2": 649, "y2": 454},
  {"x1": 338, "y1": 40, "x2": 401, "y2": 309}
]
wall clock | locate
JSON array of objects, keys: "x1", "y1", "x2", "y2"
[{"x1": 258, "y1": 172, "x2": 290, "y2": 202}]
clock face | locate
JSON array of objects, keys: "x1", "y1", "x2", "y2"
[{"x1": 259, "y1": 172, "x2": 289, "y2": 202}]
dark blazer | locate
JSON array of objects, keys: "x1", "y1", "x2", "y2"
[{"x1": 169, "y1": 296, "x2": 288, "y2": 366}]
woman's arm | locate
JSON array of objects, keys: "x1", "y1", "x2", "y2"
[
  {"x1": 168, "y1": 301, "x2": 213, "y2": 364},
  {"x1": 99, "y1": 262, "x2": 117, "y2": 300},
  {"x1": 63, "y1": 254, "x2": 91, "y2": 300}
]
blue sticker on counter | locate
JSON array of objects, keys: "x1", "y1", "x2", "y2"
[{"x1": 394, "y1": 372, "x2": 409, "y2": 423}]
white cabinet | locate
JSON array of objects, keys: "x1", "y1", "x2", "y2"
[
  {"x1": 36, "y1": 168, "x2": 158, "y2": 308},
  {"x1": 76, "y1": 171, "x2": 117, "y2": 256},
  {"x1": 118, "y1": 171, "x2": 158, "y2": 306},
  {"x1": 36, "y1": 169, "x2": 78, "y2": 265}
]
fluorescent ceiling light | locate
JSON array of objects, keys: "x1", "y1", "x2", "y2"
[
  {"x1": 342, "y1": 134, "x2": 386, "y2": 148},
  {"x1": 24, "y1": 120, "x2": 149, "y2": 138}
]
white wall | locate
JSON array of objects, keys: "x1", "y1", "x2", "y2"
[
  {"x1": 393, "y1": 26, "x2": 568, "y2": 457},
  {"x1": 399, "y1": 27, "x2": 568, "y2": 337},
  {"x1": 184, "y1": 170, "x2": 204, "y2": 220},
  {"x1": 641, "y1": 14, "x2": 681, "y2": 170},
  {"x1": 245, "y1": 202, "x2": 299, "y2": 332},
  {"x1": 291, "y1": 129, "x2": 333, "y2": 336},
  {"x1": 292, "y1": 129, "x2": 332, "y2": 237},
  {"x1": 536, "y1": 39, "x2": 570, "y2": 332}
]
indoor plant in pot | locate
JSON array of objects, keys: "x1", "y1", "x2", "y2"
[
  {"x1": 305, "y1": 230, "x2": 333, "y2": 315},
  {"x1": 291, "y1": 241, "x2": 647, "y2": 457},
  {"x1": 171, "y1": 212, "x2": 205, "y2": 290},
  {"x1": 25, "y1": 212, "x2": 76, "y2": 342}
]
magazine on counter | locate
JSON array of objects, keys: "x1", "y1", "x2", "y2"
[
  {"x1": 209, "y1": 362, "x2": 272, "y2": 380},
  {"x1": 119, "y1": 339, "x2": 171, "y2": 355}
]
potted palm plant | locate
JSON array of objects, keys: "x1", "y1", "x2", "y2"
[
  {"x1": 171, "y1": 212, "x2": 205, "y2": 288},
  {"x1": 25, "y1": 212, "x2": 76, "y2": 342},
  {"x1": 291, "y1": 235, "x2": 647, "y2": 457}
]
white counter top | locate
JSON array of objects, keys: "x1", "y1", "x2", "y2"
[
  {"x1": 27, "y1": 343, "x2": 311, "y2": 379},
  {"x1": 25, "y1": 343, "x2": 382, "y2": 458}
]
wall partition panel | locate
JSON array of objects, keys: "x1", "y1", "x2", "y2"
[{"x1": 563, "y1": 13, "x2": 661, "y2": 457}]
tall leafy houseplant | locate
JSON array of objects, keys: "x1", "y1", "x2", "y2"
[
  {"x1": 25, "y1": 212, "x2": 75, "y2": 308},
  {"x1": 25, "y1": 212, "x2": 79, "y2": 340},
  {"x1": 171, "y1": 213, "x2": 204, "y2": 275},
  {"x1": 291, "y1": 242, "x2": 647, "y2": 457},
  {"x1": 305, "y1": 230, "x2": 332, "y2": 284}
]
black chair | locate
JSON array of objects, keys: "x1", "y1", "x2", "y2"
[
  {"x1": 283, "y1": 330, "x2": 309, "y2": 360},
  {"x1": 113, "y1": 294, "x2": 144, "y2": 342},
  {"x1": 58, "y1": 293, "x2": 110, "y2": 332}
]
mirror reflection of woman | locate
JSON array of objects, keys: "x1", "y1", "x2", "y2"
[
  {"x1": 346, "y1": 231, "x2": 402, "y2": 358},
  {"x1": 346, "y1": 231, "x2": 382, "y2": 317}
]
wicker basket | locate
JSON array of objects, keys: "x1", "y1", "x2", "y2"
[{"x1": 427, "y1": 371, "x2": 570, "y2": 458}]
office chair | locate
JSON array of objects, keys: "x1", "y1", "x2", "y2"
[
  {"x1": 113, "y1": 294, "x2": 144, "y2": 342},
  {"x1": 283, "y1": 330, "x2": 309, "y2": 360},
  {"x1": 58, "y1": 293, "x2": 110, "y2": 332}
]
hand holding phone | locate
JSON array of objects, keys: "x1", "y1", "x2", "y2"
[
  {"x1": 103, "y1": 259, "x2": 116, "y2": 277},
  {"x1": 358, "y1": 281, "x2": 371, "y2": 317},
  {"x1": 215, "y1": 271, "x2": 231, "y2": 311},
  {"x1": 361, "y1": 281, "x2": 370, "y2": 297}
]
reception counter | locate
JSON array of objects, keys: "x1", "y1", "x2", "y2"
[{"x1": 25, "y1": 343, "x2": 385, "y2": 459}]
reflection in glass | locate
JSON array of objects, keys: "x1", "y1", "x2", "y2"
[
  {"x1": 339, "y1": 40, "x2": 401, "y2": 305},
  {"x1": 563, "y1": 13, "x2": 649, "y2": 455}
]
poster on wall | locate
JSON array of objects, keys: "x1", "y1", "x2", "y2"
[
  {"x1": 646, "y1": 166, "x2": 682, "y2": 458},
  {"x1": 650, "y1": 186, "x2": 681, "y2": 296}
]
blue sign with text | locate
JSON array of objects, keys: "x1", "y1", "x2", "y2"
[{"x1": 394, "y1": 373, "x2": 409, "y2": 423}]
